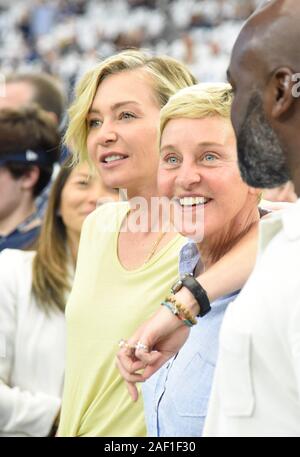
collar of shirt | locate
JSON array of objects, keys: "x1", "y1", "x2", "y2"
[
  {"x1": 0, "y1": 210, "x2": 41, "y2": 241},
  {"x1": 178, "y1": 239, "x2": 201, "y2": 276},
  {"x1": 282, "y1": 198, "x2": 300, "y2": 240},
  {"x1": 259, "y1": 198, "x2": 300, "y2": 256},
  {"x1": 17, "y1": 210, "x2": 41, "y2": 234}
]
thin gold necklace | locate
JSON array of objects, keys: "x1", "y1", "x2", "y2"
[{"x1": 144, "y1": 231, "x2": 166, "y2": 265}]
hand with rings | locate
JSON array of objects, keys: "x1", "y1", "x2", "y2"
[
  {"x1": 134, "y1": 341, "x2": 149, "y2": 352},
  {"x1": 116, "y1": 306, "x2": 190, "y2": 402},
  {"x1": 116, "y1": 331, "x2": 151, "y2": 401},
  {"x1": 118, "y1": 339, "x2": 149, "y2": 352}
]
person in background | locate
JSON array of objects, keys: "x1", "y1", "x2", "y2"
[
  {"x1": 262, "y1": 181, "x2": 297, "y2": 203},
  {"x1": 0, "y1": 156, "x2": 119, "y2": 437},
  {"x1": 0, "y1": 72, "x2": 68, "y2": 214},
  {"x1": 0, "y1": 105, "x2": 60, "y2": 251},
  {"x1": 1, "y1": 72, "x2": 65, "y2": 126},
  {"x1": 58, "y1": 49, "x2": 197, "y2": 437}
]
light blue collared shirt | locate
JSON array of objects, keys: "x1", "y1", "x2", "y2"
[{"x1": 142, "y1": 240, "x2": 239, "y2": 437}]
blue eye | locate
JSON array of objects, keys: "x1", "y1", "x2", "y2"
[
  {"x1": 204, "y1": 153, "x2": 216, "y2": 162},
  {"x1": 166, "y1": 156, "x2": 179, "y2": 165}
]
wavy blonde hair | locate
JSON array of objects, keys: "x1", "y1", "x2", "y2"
[
  {"x1": 65, "y1": 49, "x2": 197, "y2": 165},
  {"x1": 160, "y1": 82, "x2": 233, "y2": 137}
]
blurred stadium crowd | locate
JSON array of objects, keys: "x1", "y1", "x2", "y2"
[{"x1": 0, "y1": 0, "x2": 260, "y2": 100}]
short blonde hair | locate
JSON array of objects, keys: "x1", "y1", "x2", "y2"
[
  {"x1": 160, "y1": 82, "x2": 233, "y2": 137},
  {"x1": 65, "y1": 49, "x2": 197, "y2": 164}
]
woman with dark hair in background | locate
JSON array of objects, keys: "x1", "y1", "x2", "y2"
[{"x1": 0, "y1": 157, "x2": 118, "y2": 437}]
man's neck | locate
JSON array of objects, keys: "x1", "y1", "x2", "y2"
[
  {"x1": 0, "y1": 202, "x2": 37, "y2": 237},
  {"x1": 291, "y1": 165, "x2": 300, "y2": 198},
  {"x1": 282, "y1": 128, "x2": 300, "y2": 198}
]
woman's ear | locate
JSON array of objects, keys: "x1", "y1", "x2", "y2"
[
  {"x1": 264, "y1": 67, "x2": 295, "y2": 120},
  {"x1": 248, "y1": 185, "x2": 262, "y2": 202}
]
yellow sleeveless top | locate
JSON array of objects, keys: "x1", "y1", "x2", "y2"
[{"x1": 58, "y1": 202, "x2": 185, "y2": 436}]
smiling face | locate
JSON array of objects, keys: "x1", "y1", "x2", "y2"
[
  {"x1": 86, "y1": 69, "x2": 161, "y2": 197},
  {"x1": 59, "y1": 162, "x2": 119, "y2": 239},
  {"x1": 158, "y1": 116, "x2": 259, "y2": 240}
]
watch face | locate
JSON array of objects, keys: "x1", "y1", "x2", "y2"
[{"x1": 171, "y1": 280, "x2": 183, "y2": 294}]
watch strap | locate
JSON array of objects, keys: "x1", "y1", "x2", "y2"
[{"x1": 181, "y1": 275, "x2": 211, "y2": 318}]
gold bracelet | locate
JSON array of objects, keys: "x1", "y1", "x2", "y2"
[{"x1": 165, "y1": 295, "x2": 197, "y2": 325}]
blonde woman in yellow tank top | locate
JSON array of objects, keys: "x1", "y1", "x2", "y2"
[{"x1": 58, "y1": 50, "x2": 197, "y2": 437}]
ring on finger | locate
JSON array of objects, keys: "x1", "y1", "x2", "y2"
[
  {"x1": 118, "y1": 338, "x2": 129, "y2": 349},
  {"x1": 119, "y1": 339, "x2": 136, "y2": 351},
  {"x1": 135, "y1": 341, "x2": 149, "y2": 352}
]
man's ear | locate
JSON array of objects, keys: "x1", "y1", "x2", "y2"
[
  {"x1": 45, "y1": 111, "x2": 59, "y2": 125},
  {"x1": 264, "y1": 67, "x2": 295, "y2": 120},
  {"x1": 20, "y1": 166, "x2": 40, "y2": 191}
]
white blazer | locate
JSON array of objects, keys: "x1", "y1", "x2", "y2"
[
  {"x1": 0, "y1": 249, "x2": 66, "y2": 437},
  {"x1": 204, "y1": 200, "x2": 300, "y2": 437}
]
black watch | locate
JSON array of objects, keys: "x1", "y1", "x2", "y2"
[{"x1": 171, "y1": 273, "x2": 211, "y2": 318}]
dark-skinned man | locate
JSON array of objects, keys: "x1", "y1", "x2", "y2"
[{"x1": 203, "y1": 0, "x2": 300, "y2": 436}]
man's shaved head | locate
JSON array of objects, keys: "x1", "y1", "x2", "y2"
[
  {"x1": 234, "y1": 0, "x2": 300, "y2": 71},
  {"x1": 228, "y1": 0, "x2": 300, "y2": 195}
]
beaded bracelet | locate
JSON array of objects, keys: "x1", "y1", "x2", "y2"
[
  {"x1": 161, "y1": 296, "x2": 197, "y2": 327},
  {"x1": 166, "y1": 295, "x2": 198, "y2": 325},
  {"x1": 161, "y1": 301, "x2": 194, "y2": 327}
]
